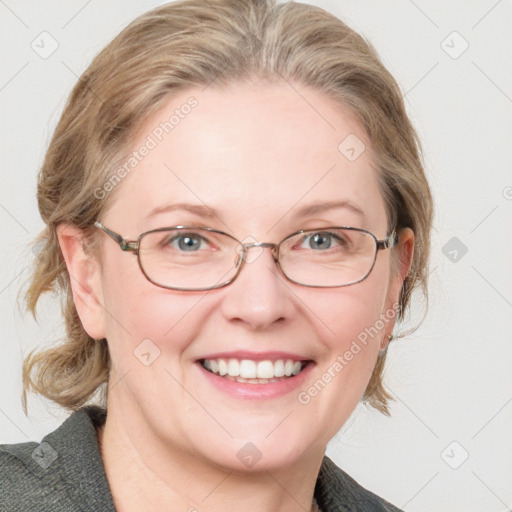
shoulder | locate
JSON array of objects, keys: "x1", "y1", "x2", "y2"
[
  {"x1": 0, "y1": 406, "x2": 115, "y2": 512},
  {"x1": 315, "y1": 456, "x2": 403, "y2": 512}
]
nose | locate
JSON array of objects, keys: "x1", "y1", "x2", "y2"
[{"x1": 219, "y1": 244, "x2": 294, "y2": 330}]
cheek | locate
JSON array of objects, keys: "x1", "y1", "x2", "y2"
[
  {"x1": 99, "y1": 251, "x2": 208, "y2": 371},
  {"x1": 316, "y1": 259, "x2": 391, "y2": 348},
  {"x1": 316, "y1": 290, "x2": 384, "y2": 388},
  {"x1": 304, "y1": 258, "x2": 391, "y2": 404}
]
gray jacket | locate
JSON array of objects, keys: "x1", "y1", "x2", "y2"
[{"x1": 0, "y1": 406, "x2": 402, "y2": 511}]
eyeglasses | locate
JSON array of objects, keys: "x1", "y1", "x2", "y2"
[{"x1": 94, "y1": 221, "x2": 398, "y2": 291}]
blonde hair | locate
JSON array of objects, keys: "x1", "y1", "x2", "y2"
[{"x1": 22, "y1": 0, "x2": 433, "y2": 414}]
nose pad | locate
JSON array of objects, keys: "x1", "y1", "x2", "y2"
[{"x1": 234, "y1": 236, "x2": 266, "y2": 264}]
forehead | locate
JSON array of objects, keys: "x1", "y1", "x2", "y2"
[{"x1": 105, "y1": 81, "x2": 387, "y2": 236}]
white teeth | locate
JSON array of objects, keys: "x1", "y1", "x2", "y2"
[
  {"x1": 274, "y1": 359, "x2": 285, "y2": 377},
  {"x1": 240, "y1": 359, "x2": 257, "y2": 379},
  {"x1": 201, "y1": 357, "x2": 306, "y2": 380},
  {"x1": 218, "y1": 358, "x2": 228, "y2": 376},
  {"x1": 227, "y1": 358, "x2": 239, "y2": 376},
  {"x1": 209, "y1": 359, "x2": 219, "y2": 374},
  {"x1": 256, "y1": 360, "x2": 274, "y2": 379}
]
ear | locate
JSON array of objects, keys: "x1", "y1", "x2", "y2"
[
  {"x1": 56, "y1": 223, "x2": 106, "y2": 340},
  {"x1": 380, "y1": 227, "x2": 415, "y2": 349}
]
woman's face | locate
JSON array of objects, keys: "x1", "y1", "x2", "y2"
[{"x1": 86, "y1": 81, "x2": 410, "y2": 471}]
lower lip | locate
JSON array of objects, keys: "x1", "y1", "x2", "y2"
[{"x1": 197, "y1": 362, "x2": 314, "y2": 400}]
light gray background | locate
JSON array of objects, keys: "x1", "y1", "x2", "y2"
[{"x1": 1, "y1": 1, "x2": 511, "y2": 511}]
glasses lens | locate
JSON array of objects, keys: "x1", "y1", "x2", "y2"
[
  {"x1": 137, "y1": 227, "x2": 378, "y2": 290},
  {"x1": 138, "y1": 228, "x2": 239, "y2": 290},
  {"x1": 278, "y1": 228, "x2": 377, "y2": 287}
]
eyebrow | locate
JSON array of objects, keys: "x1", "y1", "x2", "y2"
[
  {"x1": 145, "y1": 200, "x2": 365, "y2": 222},
  {"x1": 292, "y1": 200, "x2": 365, "y2": 219},
  {"x1": 146, "y1": 203, "x2": 217, "y2": 219}
]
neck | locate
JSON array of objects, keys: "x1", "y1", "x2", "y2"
[{"x1": 97, "y1": 404, "x2": 324, "y2": 512}]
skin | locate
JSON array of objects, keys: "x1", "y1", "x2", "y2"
[{"x1": 58, "y1": 80, "x2": 413, "y2": 512}]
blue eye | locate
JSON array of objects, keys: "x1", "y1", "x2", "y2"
[
  {"x1": 167, "y1": 232, "x2": 207, "y2": 251},
  {"x1": 300, "y1": 231, "x2": 346, "y2": 250}
]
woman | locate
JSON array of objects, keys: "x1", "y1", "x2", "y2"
[{"x1": 1, "y1": 0, "x2": 432, "y2": 510}]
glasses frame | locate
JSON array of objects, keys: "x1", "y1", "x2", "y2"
[{"x1": 94, "y1": 221, "x2": 398, "y2": 291}]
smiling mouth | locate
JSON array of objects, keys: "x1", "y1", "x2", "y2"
[{"x1": 199, "y1": 358, "x2": 311, "y2": 384}]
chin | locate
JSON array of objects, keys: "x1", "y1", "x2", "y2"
[{"x1": 191, "y1": 430, "x2": 322, "y2": 474}]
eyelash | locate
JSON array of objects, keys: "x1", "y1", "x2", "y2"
[{"x1": 161, "y1": 230, "x2": 349, "y2": 253}]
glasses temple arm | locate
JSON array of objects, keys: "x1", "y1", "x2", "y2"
[
  {"x1": 94, "y1": 221, "x2": 137, "y2": 252},
  {"x1": 376, "y1": 231, "x2": 398, "y2": 251}
]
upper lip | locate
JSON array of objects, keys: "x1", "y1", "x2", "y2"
[{"x1": 197, "y1": 350, "x2": 312, "y2": 362}]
